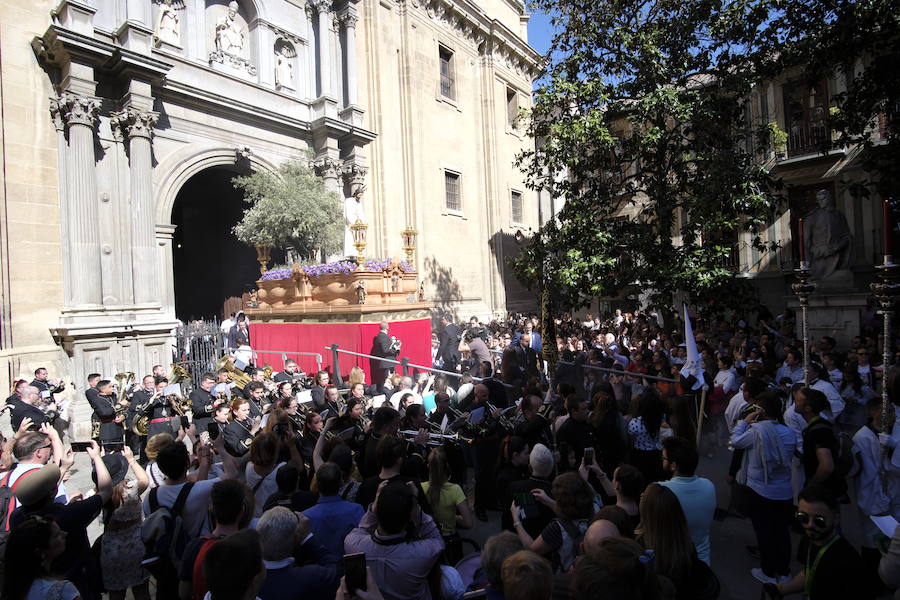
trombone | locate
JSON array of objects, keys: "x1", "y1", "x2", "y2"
[{"x1": 398, "y1": 429, "x2": 468, "y2": 446}]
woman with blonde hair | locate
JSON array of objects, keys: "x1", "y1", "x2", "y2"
[{"x1": 421, "y1": 446, "x2": 472, "y2": 564}]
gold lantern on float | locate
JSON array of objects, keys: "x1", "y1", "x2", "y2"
[
  {"x1": 350, "y1": 220, "x2": 368, "y2": 266},
  {"x1": 401, "y1": 226, "x2": 418, "y2": 264}
]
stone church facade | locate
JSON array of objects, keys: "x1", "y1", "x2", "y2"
[{"x1": 0, "y1": 0, "x2": 540, "y2": 401}]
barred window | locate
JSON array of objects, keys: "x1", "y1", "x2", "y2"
[
  {"x1": 511, "y1": 190, "x2": 523, "y2": 223},
  {"x1": 439, "y1": 46, "x2": 455, "y2": 100},
  {"x1": 444, "y1": 171, "x2": 461, "y2": 212}
]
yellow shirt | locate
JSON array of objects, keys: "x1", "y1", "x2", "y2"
[{"x1": 421, "y1": 481, "x2": 466, "y2": 535}]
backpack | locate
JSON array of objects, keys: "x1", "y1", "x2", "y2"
[
  {"x1": 141, "y1": 482, "x2": 196, "y2": 573},
  {"x1": 0, "y1": 469, "x2": 37, "y2": 582}
]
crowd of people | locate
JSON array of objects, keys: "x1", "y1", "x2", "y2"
[{"x1": 2, "y1": 304, "x2": 900, "y2": 600}]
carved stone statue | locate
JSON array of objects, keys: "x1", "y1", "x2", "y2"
[
  {"x1": 215, "y1": 1, "x2": 246, "y2": 56},
  {"x1": 275, "y1": 45, "x2": 294, "y2": 89},
  {"x1": 805, "y1": 188, "x2": 852, "y2": 280},
  {"x1": 391, "y1": 273, "x2": 401, "y2": 293},
  {"x1": 355, "y1": 280, "x2": 367, "y2": 304},
  {"x1": 417, "y1": 283, "x2": 425, "y2": 302},
  {"x1": 343, "y1": 188, "x2": 365, "y2": 258},
  {"x1": 154, "y1": 0, "x2": 181, "y2": 46}
]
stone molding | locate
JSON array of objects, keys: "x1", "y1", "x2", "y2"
[
  {"x1": 314, "y1": 156, "x2": 343, "y2": 180},
  {"x1": 342, "y1": 163, "x2": 368, "y2": 190},
  {"x1": 110, "y1": 108, "x2": 159, "y2": 141}
]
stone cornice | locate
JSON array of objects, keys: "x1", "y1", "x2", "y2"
[
  {"x1": 252, "y1": 18, "x2": 308, "y2": 46},
  {"x1": 38, "y1": 24, "x2": 173, "y2": 83},
  {"x1": 412, "y1": 0, "x2": 542, "y2": 78}
]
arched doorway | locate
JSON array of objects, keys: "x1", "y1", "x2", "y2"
[{"x1": 171, "y1": 167, "x2": 281, "y2": 320}]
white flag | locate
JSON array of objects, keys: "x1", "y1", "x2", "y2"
[{"x1": 679, "y1": 304, "x2": 705, "y2": 390}]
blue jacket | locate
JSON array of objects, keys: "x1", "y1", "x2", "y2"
[
  {"x1": 259, "y1": 535, "x2": 340, "y2": 600},
  {"x1": 303, "y1": 495, "x2": 365, "y2": 559}
]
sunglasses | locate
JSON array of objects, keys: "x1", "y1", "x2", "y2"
[{"x1": 795, "y1": 512, "x2": 828, "y2": 528}]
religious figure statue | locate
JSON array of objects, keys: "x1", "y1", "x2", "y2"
[
  {"x1": 154, "y1": 0, "x2": 181, "y2": 46},
  {"x1": 275, "y1": 45, "x2": 294, "y2": 89},
  {"x1": 343, "y1": 188, "x2": 366, "y2": 258},
  {"x1": 215, "y1": 1, "x2": 246, "y2": 56},
  {"x1": 355, "y1": 280, "x2": 367, "y2": 305},
  {"x1": 805, "y1": 188, "x2": 852, "y2": 280},
  {"x1": 391, "y1": 273, "x2": 401, "y2": 293},
  {"x1": 417, "y1": 283, "x2": 425, "y2": 302}
]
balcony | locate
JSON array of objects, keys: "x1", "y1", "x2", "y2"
[{"x1": 787, "y1": 119, "x2": 830, "y2": 157}]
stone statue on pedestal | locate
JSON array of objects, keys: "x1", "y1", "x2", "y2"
[
  {"x1": 275, "y1": 45, "x2": 294, "y2": 89},
  {"x1": 805, "y1": 188, "x2": 852, "y2": 280},
  {"x1": 343, "y1": 188, "x2": 365, "y2": 258},
  {"x1": 154, "y1": 0, "x2": 181, "y2": 46},
  {"x1": 216, "y1": 1, "x2": 246, "y2": 56}
]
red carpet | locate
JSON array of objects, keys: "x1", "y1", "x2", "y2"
[{"x1": 249, "y1": 318, "x2": 433, "y2": 382}]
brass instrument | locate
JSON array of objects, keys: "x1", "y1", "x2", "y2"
[
  {"x1": 398, "y1": 429, "x2": 465, "y2": 446},
  {"x1": 215, "y1": 356, "x2": 252, "y2": 388},
  {"x1": 167, "y1": 393, "x2": 193, "y2": 417},
  {"x1": 475, "y1": 401, "x2": 514, "y2": 435},
  {"x1": 536, "y1": 402, "x2": 555, "y2": 421},
  {"x1": 114, "y1": 372, "x2": 136, "y2": 400},
  {"x1": 131, "y1": 390, "x2": 159, "y2": 437}
]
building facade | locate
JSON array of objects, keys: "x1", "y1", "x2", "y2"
[{"x1": 0, "y1": 0, "x2": 540, "y2": 413}]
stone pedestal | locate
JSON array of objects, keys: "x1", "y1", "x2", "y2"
[{"x1": 786, "y1": 292, "x2": 869, "y2": 348}]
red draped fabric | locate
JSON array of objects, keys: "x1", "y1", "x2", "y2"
[{"x1": 249, "y1": 318, "x2": 433, "y2": 381}]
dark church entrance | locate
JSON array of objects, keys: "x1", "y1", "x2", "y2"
[{"x1": 172, "y1": 167, "x2": 281, "y2": 321}]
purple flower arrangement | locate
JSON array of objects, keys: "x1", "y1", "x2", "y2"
[
  {"x1": 364, "y1": 258, "x2": 393, "y2": 271},
  {"x1": 260, "y1": 258, "x2": 414, "y2": 281},
  {"x1": 260, "y1": 267, "x2": 292, "y2": 281},
  {"x1": 301, "y1": 261, "x2": 357, "y2": 276}
]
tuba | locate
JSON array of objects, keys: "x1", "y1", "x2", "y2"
[
  {"x1": 215, "y1": 355, "x2": 252, "y2": 388},
  {"x1": 167, "y1": 393, "x2": 193, "y2": 417}
]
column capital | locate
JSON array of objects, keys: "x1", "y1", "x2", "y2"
[
  {"x1": 342, "y1": 163, "x2": 368, "y2": 193},
  {"x1": 309, "y1": 0, "x2": 332, "y2": 13},
  {"x1": 110, "y1": 107, "x2": 159, "y2": 141},
  {"x1": 314, "y1": 156, "x2": 342, "y2": 180},
  {"x1": 53, "y1": 93, "x2": 101, "y2": 129},
  {"x1": 339, "y1": 9, "x2": 359, "y2": 28}
]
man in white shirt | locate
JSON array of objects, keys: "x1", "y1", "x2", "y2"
[
  {"x1": 220, "y1": 312, "x2": 236, "y2": 350},
  {"x1": 389, "y1": 376, "x2": 421, "y2": 410}
]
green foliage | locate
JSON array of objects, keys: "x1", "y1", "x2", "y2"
[
  {"x1": 755, "y1": 0, "x2": 900, "y2": 200},
  {"x1": 232, "y1": 160, "x2": 342, "y2": 258},
  {"x1": 515, "y1": 0, "x2": 781, "y2": 311}
]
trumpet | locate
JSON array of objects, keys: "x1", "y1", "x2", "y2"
[
  {"x1": 398, "y1": 429, "x2": 465, "y2": 446},
  {"x1": 486, "y1": 401, "x2": 514, "y2": 431}
]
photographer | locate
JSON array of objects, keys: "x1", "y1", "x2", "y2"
[{"x1": 729, "y1": 390, "x2": 796, "y2": 585}]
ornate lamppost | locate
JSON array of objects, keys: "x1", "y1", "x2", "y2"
[
  {"x1": 871, "y1": 199, "x2": 899, "y2": 441},
  {"x1": 401, "y1": 226, "x2": 418, "y2": 264},
  {"x1": 350, "y1": 220, "x2": 368, "y2": 266},
  {"x1": 792, "y1": 218, "x2": 816, "y2": 383}
]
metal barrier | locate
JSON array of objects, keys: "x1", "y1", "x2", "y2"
[
  {"x1": 227, "y1": 347, "x2": 323, "y2": 373},
  {"x1": 557, "y1": 360, "x2": 680, "y2": 384}
]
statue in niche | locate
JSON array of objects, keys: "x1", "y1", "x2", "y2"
[
  {"x1": 275, "y1": 44, "x2": 294, "y2": 89},
  {"x1": 805, "y1": 188, "x2": 852, "y2": 280},
  {"x1": 215, "y1": 1, "x2": 246, "y2": 56},
  {"x1": 343, "y1": 186, "x2": 366, "y2": 258},
  {"x1": 391, "y1": 273, "x2": 401, "y2": 293},
  {"x1": 154, "y1": 0, "x2": 182, "y2": 46},
  {"x1": 355, "y1": 280, "x2": 367, "y2": 305}
]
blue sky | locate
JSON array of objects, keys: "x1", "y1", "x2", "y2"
[{"x1": 527, "y1": 8, "x2": 556, "y2": 57}]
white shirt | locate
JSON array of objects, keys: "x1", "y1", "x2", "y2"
[
  {"x1": 811, "y1": 378, "x2": 845, "y2": 418},
  {"x1": 142, "y1": 477, "x2": 221, "y2": 538},
  {"x1": 389, "y1": 389, "x2": 422, "y2": 410},
  {"x1": 245, "y1": 462, "x2": 285, "y2": 517},
  {"x1": 4, "y1": 462, "x2": 67, "y2": 512},
  {"x1": 713, "y1": 368, "x2": 738, "y2": 394}
]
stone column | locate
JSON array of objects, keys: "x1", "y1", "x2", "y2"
[
  {"x1": 341, "y1": 9, "x2": 359, "y2": 106},
  {"x1": 316, "y1": 157, "x2": 342, "y2": 193},
  {"x1": 112, "y1": 108, "x2": 160, "y2": 305},
  {"x1": 49, "y1": 99, "x2": 72, "y2": 307},
  {"x1": 58, "y1": 94, "x2": 103, "y2": 308},
  {"x1": 311, "y1": 0, "x2": 333, "y2": 97}
]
